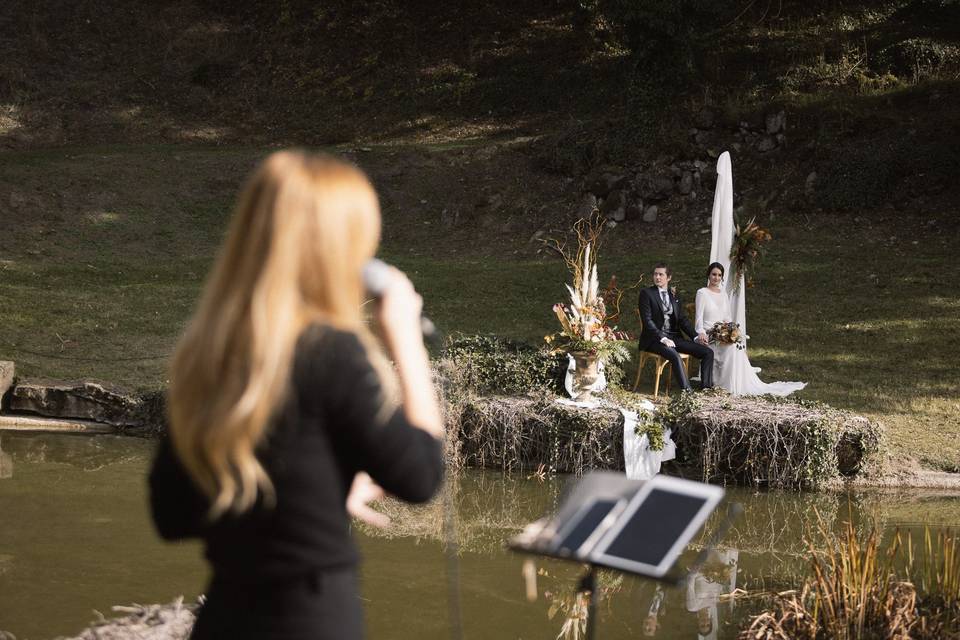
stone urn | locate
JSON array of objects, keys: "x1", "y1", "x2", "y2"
[{"x1": 570, "y1": 351, "x2": 600, "y2": 402}]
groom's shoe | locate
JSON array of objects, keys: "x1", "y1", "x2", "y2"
[{"x1": 699, "y1": 371, "x2": 714, "y2": 391}]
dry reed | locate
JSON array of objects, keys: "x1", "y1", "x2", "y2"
[
  {"x1": 455, "y1": 394, "x2": 623, "y2": 474},
  {"x1": 740, "y1": 521, "x2": 960, "y2": 639}
]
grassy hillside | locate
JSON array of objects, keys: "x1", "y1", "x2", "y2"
[{"x1": 2, "y1": 1, "x2": 957, "y2": 219}]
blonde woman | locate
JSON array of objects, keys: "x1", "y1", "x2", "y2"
[{"x1": 149, "y1": 151, "x2": 444, "y2": 639}]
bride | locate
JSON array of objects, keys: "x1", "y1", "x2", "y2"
[{"x1": 695, "y1": 262, "x2": 806, "y2": 396}]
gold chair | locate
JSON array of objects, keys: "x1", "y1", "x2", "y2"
[
  {"x1": 632, "y1": 303, "x2": 697, "y2": 397},
  {"x1": 632, "y1": 351, "x2": 692, "y2": 398}
]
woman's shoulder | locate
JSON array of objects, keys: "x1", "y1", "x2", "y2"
[
  {"x1": 292, "y1": 323, "x2": 374, "y2": 400},
  {"x1": 698, "y1": 287, "x2": 726, "y2": 296},
  {"x1": 301, "y1": 322, "x2": 360, "y2": 345},
  {"x1": 298, "y1": 323, "x2": 367, "y2": 364}
]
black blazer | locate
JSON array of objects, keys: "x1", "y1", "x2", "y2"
[{"x1": 638, "y1": 286, "x2": 697, "y2": 349}]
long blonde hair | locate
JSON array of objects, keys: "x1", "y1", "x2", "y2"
[{"x1": 168, "y1": 150, "x2": 382, "y2": 517}]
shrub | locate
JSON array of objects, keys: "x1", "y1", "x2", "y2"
[
  {"x1": 579, "y1": 0, "x2": 731, "y2": 63},
  {"x1": 532, "y1": 124, "x2": 602, "y2": 175},
  {"x1": 877, "y1": 37, "x2": 960, "y2": 82},
  {"x1": 438, "y1": 334, "x2": 568, "y2": 396},
  {"x1": 438, "y1": 333, "x2": 632, "y2": 398},
  {"x1": 890, "y1": 0, "x2": 960, "y2": 30}
]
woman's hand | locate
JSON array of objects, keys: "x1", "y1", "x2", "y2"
[
  {"x1": 370, "y1": 265, "x2": 444, "y2": 440},
  {"x1": 346, "y1": 472, "x2": 391, "y2": 529},
  {"x1": 374, "y1": 266, "x2": 425, "y2": 360}
]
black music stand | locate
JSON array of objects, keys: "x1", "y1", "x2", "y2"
[{"x1": 509, "y1": 472, "x2": 731, "y2": 640}]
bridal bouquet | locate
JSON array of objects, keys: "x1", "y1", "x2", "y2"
[{"x1": 708, "y1": 321, "x2": 745, "y2": 350}]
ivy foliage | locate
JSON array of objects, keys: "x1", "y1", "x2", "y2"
[
  {"x1": 437, "y1": 337, "x2": 883, "y2": 487},
  {"x1": 439, "y1": 334, "x2": 629, "y2": 396},
  {"x1": 603, "y1": 387, "x2": 665, "y2": 451},
  {"x1": 439, "y1": 334, "x2": 568, "y2": 396},
  {"x1": 438, "y1": 335, "x2": 638, "y2": 474}
]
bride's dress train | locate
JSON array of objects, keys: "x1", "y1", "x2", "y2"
[{"x1": 695, "y1": 287, "x2": 806, "y2": 397}]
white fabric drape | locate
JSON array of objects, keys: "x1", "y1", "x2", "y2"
[
  {"x1": 553, "y1": 392, "x2": 677, "y2": 478},
  {"x1": 708, "y1": 152, "x2": 746, "y2": 336},
  {"x1": 621, "y1": 405, "x2": 675, "y2": 480}
]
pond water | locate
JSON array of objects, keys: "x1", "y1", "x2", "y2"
[{"x1": 1, "y1": 432, "x2": 959, "y2": 640}]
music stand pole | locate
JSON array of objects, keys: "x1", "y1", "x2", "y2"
[{"x1": 579, "y1": 566, "x2": 598, "y2": 640}]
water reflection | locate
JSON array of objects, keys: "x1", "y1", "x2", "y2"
[
  {"x1": 684, "y1": 549, "x2": 738, "y2": 640},
  {"x1": 366, "y1": 476, "x2": 902, "y2": 562},
  {"x1": 0, "y1": 433, "x2": 207, "y2": 640},
  {"x1": 643, "y1": 584, "x2": 666, "y2": 636},
  {"x1": 0, "y1": 437, "x2": 13, "y2": 479},
  {"x1": 548, "y1": 587, "x2": 590, "y2": 640},
  {"x1": 532, "y1": 556, "x2": 749, "y2": 640},
  {"x1": 1, "y1": 432, "x2": 959, "y2": 640},
  {"x1": 362, "y1": 475, "x2": 960, "y2": 639},
  {"x1": 0, "y1": 431, "x2": 145, "y2": 470}
]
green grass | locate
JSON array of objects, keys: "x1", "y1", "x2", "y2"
[{"x1": 0, "y1": 145, "x2": 957, "y2": 473}]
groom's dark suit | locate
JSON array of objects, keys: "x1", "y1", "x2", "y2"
[{"x1": 638, "y1": 286, "x2": 713, "y2": 391}]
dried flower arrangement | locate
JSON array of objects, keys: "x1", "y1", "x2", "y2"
[
  {"x1": 542, "y1": 216, "x2": 635, "y2": 365},
  {"x1": 730, "y1": 216, "x2": 772, "y2": 291}
]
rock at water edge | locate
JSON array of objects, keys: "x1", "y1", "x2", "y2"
[
  {"x1": 10, "y1": 381, "x2": 146, "y2": 427},
  {"x1": 0, "y1": 361, "x2": 13, "y2": 410}
]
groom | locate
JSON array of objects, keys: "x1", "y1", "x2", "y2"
[{"x1": 638, "y1": 263, "x2": 713, "y2": 392}]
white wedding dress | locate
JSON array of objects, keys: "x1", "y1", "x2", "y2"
[{"x1": 695, "y1": 287, "x2": 806, "y2": 397}]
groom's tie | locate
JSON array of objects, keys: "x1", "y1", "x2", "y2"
[{"x1": 660, "y1": 290, "x2": 667, "y2": 306}]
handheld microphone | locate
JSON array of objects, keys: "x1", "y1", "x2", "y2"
[{"x1": 362, "y1": 259, "x2": 438, "y2": 339}]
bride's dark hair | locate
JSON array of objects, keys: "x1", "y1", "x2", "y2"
[{"x1": 706, "y1": 262, "x2": 725, "y2": 278}]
